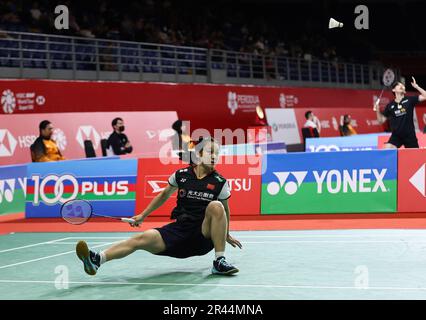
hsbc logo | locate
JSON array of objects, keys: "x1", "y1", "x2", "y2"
[
  {"x1": 0, "y1": 129, "x2": 18, "y2": 157},
  {"x1": 267, "y1": 169, "x2": 388, "y2": 196},
  {"x1": 76, "y1": 126, "x2": 100, "y2": 149},
  {"x1": 227, "y1": 92, "x2": 238, "y2": 115},
  {"x1": 409, "y1": 164, "x2": 425, "y2": 197}
]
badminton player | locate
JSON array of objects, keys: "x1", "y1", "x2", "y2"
[
  {"x1": 76, "y1": 137, "x2": 242, "y2": 276},
  {"x1": 374, "y1": 77, "x2": 426, "y2": 148}
]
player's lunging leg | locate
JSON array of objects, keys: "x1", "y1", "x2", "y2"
[
  {"x1": 76, "y1": 230, "x2": 165, "y2": 276},
  {"x1": 202, "y1": 201, "x2": 239, "y2": 275}
]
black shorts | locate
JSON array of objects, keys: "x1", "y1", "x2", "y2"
[
  {"x1": 155, "y1": 218, "x2": 214, "y2": 259},
  {"x1": 388, "y1": 133, "x2": 419, "y2": 148}
]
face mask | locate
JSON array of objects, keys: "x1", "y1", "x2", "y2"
[{"x1": 118, "y1": 126, "x2": 125, "y2": 132}]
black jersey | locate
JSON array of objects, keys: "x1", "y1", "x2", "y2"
[
  {"x1": 382, "y1": 96, "x2": 419, "y2": 137},
  {"x1": 168, "y1": 166, "x2": 231, "y2": 221}
]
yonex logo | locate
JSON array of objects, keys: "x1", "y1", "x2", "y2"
[
  {"x1": 409, "y1": 164, "x2": 425, "y2": 197},
  {"x1": 0, "y1": 179, "x2": 15, "y2": 203},
  {"x1": 267, "y1": 169, "x2": 388, "y2": 196},
  {"x1": 267, "y1": 171, "x2": 308, "y2": 195},
  {"x1": 0, "y1": 129, "x2": 17, "y2": 157},
  {"x1": 0, "y1": 178, "x2": 26, "y2": 203},
  {"x1": 76, "y1": 126, "x2": 101, "y2": 150},
  {"x1": 1, "y1": 89, "x2": 16, "y2": 114}
]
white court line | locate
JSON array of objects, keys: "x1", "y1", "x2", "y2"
[
  {"x1": 0, "y1": 279, "x2": 426, "y2": 292},
  {"x1": 0, "y1": 242, "x2": 114, "y2": 270},
  {"x1": 47, "y1": 240, "x2": 426, "y2": 245},
  {"x1": 0, "y1": 237, "x2": 71, "y2": 254},
  {"x1": 63, "y1": 234, "x2": 426, "y2": 240}
]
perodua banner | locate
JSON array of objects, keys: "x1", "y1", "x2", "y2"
[{"x1": 0, "y1": 111, "x2": 178, "y2": 165}]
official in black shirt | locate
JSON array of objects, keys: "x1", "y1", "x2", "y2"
[
  {"x1": 75, "y1": 137, "x2": 242, "y2": 276},
  {"x1": 107, "y1": 117, "x2": 133, "y2": 155},
  {"x1": 375, "y1": 77, "x2": 426, "y2": 148}
]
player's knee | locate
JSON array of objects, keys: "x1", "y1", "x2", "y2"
[
  {"x1": 130, "y1": 233, "x2": 149, "y2": 249},
  {"x1": 206, "y1": 201, "x2": 225, "y2": 219}
]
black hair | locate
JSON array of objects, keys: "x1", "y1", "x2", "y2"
[
  {"x1": 194, "y1": 136, "x2": 220, "y2": 155},
  {"x1": 111, "y1": 117, "x2": 123, "y2": 127},
  {"x1": 305, "y1": 111, "x2": 312, "y2": 120},
  {"x1": 391, "y1": 81, "x2": 404, "y2": 90},
  {"x1": 172, "y1": 120, "x2": 183, "y2": 135},
  {"x1": 39, "y1": 120, "x2": 51, "y2": 133}
]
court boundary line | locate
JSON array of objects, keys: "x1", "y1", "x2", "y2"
[
  {"x1": 0, "y1": 237, "x2": 72, "y2": 254},
  {"x1": 0, "y1": 242, "x2": 114, "y2": 270},
  {"x1": 1, "y1": 279, "x2": 426, "y2": 292}
]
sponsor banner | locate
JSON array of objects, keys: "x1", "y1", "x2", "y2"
[
  {"x1": 254, "y1": 142, "x2": 287, "y2": 154},
  {"x1": 305, "y1": 133, "x2": 388, "y2": 152},
  {"x1": 4, "y1": 79, "x2": 422, "y2": 140},
  {"x1": 293, "y1": 108, "x2": 385, "y2": 138},
  {"x1": 25, "y1": 159, "x2": 137, "y2": 218},
  {"x1": 417, "y1": 107, "x2": 426, "y2": 132},
  {"x1": 397, "y1": 149, "x2": 426, "y2": 212},
  {"x1": 0, "y1": 111, "x2": 177, "y2": 166},
  {"x1": 261, "y1": 150, "x2": 397, "y2": 214},
  {"x1": 219, "y1": 144, "x2": 256, "y2": 156},
  {"x1": 0, "y1": 164, "x2": 27, "y2": 215},
  {"x1": 135, "y1": 156, "x2": 262, "y2": 216},
  {"x1": 377, "y1": 132, "x2": 426, "y2": 149},
  {"x1": 265, "y1": 108, "x2": 301, "y2": 144}
]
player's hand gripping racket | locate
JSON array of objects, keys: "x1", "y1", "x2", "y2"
[
  {"x1": 374, "y1": 68, "x2": 395, "y2": 111},
  {"x1": 60, "y1": 199, "x2": 136, "y2": 225}
]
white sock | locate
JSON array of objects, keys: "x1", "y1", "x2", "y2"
[
  {"x1": 215, "y1": 251, "x2": 225, "y2": 259},
  {"x1": 99, "y1": 251, "x2": 107, "y2": 265}
]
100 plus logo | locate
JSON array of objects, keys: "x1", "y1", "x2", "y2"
[
  {"x1": 30, "y1": 174, "x2": 129, "y2": 205},
  {"x1": 267, "y1": 169, "x2": 388, "y2": 196}
]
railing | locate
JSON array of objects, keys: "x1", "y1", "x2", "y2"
[{"x1": 0, "y1": 31, "x2": 384, "y2": 88}]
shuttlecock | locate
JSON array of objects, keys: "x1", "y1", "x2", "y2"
[{"x1": 329, "y1": 18, "x2": 343, "y2": 29}]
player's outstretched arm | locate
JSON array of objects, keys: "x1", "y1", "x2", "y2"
[
  {"x1": 130, "y1": 184, "x2": 178, "y2": 227},
  {"x1": 411, "y1": 77, "x2": 426, "y2": 102},
  {"x1": 374, "y1": 105, "x2": 387, "y2": 124},
  {"x1": 220, "y1": 199, "x2": 242, "y2": 249}
]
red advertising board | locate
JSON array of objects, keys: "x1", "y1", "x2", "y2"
[
  {"x1": 0, "y1": 111, "x2": 177, "y2": 165},
  {"x1": 293, "y1": 108, "x2": 386, "y2": 137},
  {"x1": 397, "y1": 149, "x2": 426, "y2": 212},
  {"x1": 135, "y1": 156, "x2": 262, "y2": 217},
  {"x1": 3, "y1": 79, "x2": 425, "y2": 137},
  {"x1": 416, "y1": 107, "x2": 426, "y2": 132}
]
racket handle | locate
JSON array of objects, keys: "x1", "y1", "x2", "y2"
[{"x1": 121, "y1": 218, "x2": 136, "y2": 224}]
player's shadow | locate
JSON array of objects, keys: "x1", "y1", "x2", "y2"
[{"x1": 45, "y1": 269, "x2": 219, "y2": 299}]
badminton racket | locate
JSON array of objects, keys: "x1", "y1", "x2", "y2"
[
  {"x1": 374, "y1": 68, "x2": 395, "y2": 111},
  {"x1": 60, "y1": 199, "x2": 135, "y2": 225}
]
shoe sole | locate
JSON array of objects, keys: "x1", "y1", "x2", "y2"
[
  {"x1": 76, "y1": 240, "x2": 97, "y2": 276},
  {"x1": 212, "y1": 267, "x2": 239, "y2": 275}
]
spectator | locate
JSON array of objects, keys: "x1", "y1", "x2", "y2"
[
  {"x1": 340, "y1": 114, "x2": 357, "y2": 136},
  {"x1": 106, "y1": 117, "x2": 133, "y2": 155},
  {"x1": 30, "y1": 120, "x2": 66, "y2": 162},
  {"x1": 304, "y1": 110, "x2": 321, "y2": 135}
]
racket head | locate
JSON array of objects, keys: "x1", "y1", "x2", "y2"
[
  {"x1": 60, "y1": 199, "x2": 93, "y2": 225},
  {"x1": 382, "y1": 68, "x2": 395, "y2": 87}
]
